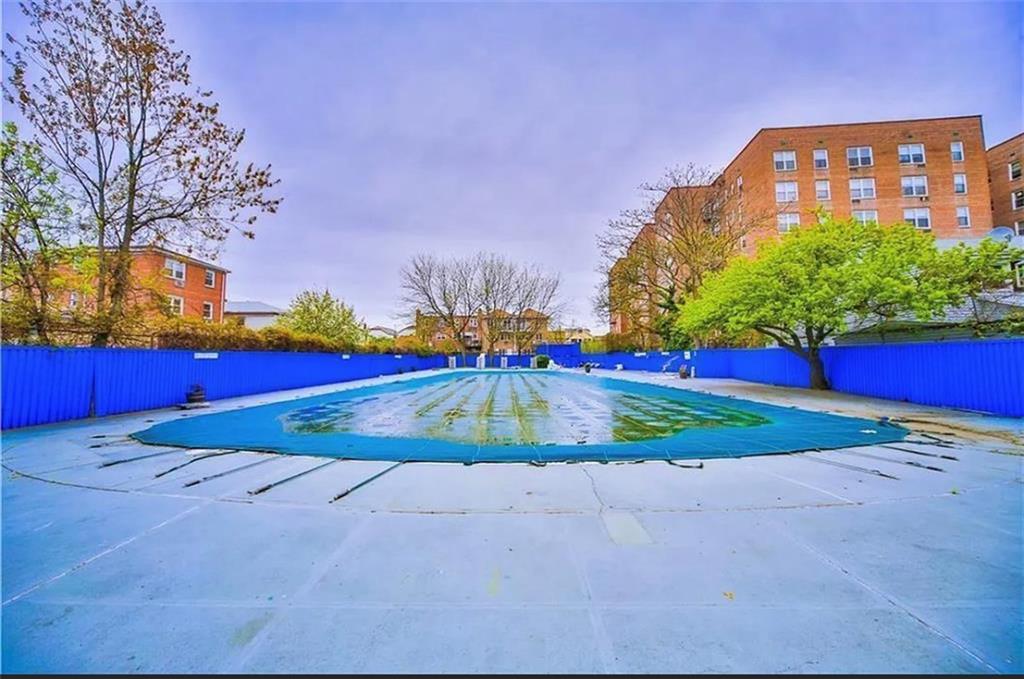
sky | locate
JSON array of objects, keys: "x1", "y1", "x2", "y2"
[{"x1": 2, "y1": 1, "x2": 1021, "y2": 331}]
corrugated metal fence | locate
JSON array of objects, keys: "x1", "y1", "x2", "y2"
[
  {"x1": 535, "y1": 344, "x2": 691, "y2": 372},
  {"x1": 691, "y1": 339, "x2": 1024, "y2": 417},
  {"x1": 1, "y1": 346, "x2": 445, "y2": 429},
  {"x1": 538, "y1": 340, "x2": 1024, "y2": 417},
  {"x1": 3, "y1": 339, "x2": 1022, "y2": 428}
]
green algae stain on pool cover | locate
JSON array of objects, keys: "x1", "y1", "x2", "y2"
[
  {"x1": 279, "y1": 372, "x2": 768, "y2": 445},
  {"x1": 133, "y1": 371, "x2": 908, "y2": 462}
]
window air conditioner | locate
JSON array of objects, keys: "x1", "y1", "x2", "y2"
[{"x1": 174, "y1": 279, "x2": 185, "y2": 288}]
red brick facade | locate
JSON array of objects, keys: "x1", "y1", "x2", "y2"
[
  {"x1": 130, "y1": 247, "x2": 229, "y2": 322},
  {"x1": 609, "y1": 115, "x2": 1021, "y2": 338},
  {"x1": 724, "y1": 115, "x2": 993, "y2": 255},
  {"x1": 987, "y1": 132, "x2": 1024, "y2": 233}
]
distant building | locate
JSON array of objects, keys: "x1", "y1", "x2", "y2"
[
  {"x1": 224, "y1": 300, "x2": 284, "y2": 329},
  {"x1": 987, "y1": 132, "x2": 1024, "y2": 233},
  {"x1": 416, "y1": 309, "x2": 551, "y2": 354}
]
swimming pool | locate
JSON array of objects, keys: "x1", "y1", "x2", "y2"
[{"x1": 134, "y1": 370, "x2": 907, "y2": 462}]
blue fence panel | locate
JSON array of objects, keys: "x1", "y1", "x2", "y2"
[
  {"x1": 1, "y1": 346, "x2": 96, "y2": 428},
  {"x1": 822, "y1": 339, "x2": 1024, "y2": 417},
  {"x1": 693, "y1": 348, "x2": 811, "y2": 388},
  {"x1": 691, "y1": 340, "x2": 1023, "y2": 417},
  {"x1": 2, "y1": 346, "x2": 447, "y2": 427}
]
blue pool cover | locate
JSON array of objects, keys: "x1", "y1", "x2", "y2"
[{"x1": 133, "y1": 370, "x2": 908, "y2": 462}]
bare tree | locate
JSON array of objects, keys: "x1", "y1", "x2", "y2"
[
  {"x1": 5, "y1": 0, "x2": 280, "y2": 345},
  {"x1": 595, "y1": 164, "x2": 774, "y2": 348},
  {"x1": 509, "y1": 263, "x2": 561, "y2": 354},
  {"x1": 400, "y1": 253, "x2": 483, "y2": 361},
  {"x1": 476, "y1": 253, "x2": 518, "y2": 358}
]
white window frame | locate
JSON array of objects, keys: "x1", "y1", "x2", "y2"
[
  {"x1": 775, "y1": 180, "x2": 798, "y2": 203},
  {"x1": 904, "y1": 207, "x2": 931, "y2": 230},
  {"x1": 164, "y1": 258, "x2": 186, "y2": 282},
  {"x1": 773, "y1": 150, "x2": 796, "y2": 171},
  {"x1": 1013, "y1": 190, "x2": 1024, "y2": 211},
  {"x1": 1015, "y1": 220, "x2": 1024, "y2": 236},
  {"x1": 204, "y1": 269, "x2": 216, "y2": 288},
  {"x1": 900, "y1": 175, "x2": 928, "y2": 197},
  {"x1": 898, "y1": 143, "x2": 926, "y2": 164},
  {"x1": 1011, "y1": 161, "x2": 1022, "y2": 181},
  {"x1": 956, "y1": 207, "x2": 971, "y2": 228},
  {"x1": 849, "y1": 177, "x2": 876, "y2": 200},
  {"x1": 952, "y1": 173, "x2": 967, "y2": 195},
  {"x1": 847, "y1": 146, "x2": 873, "y2": 167},
  {"x1": 68, "y1": 291, "x2": 79, "y2": 309},
  {"x1": 777, "y1": 213, "x2": 800, "y2": 233},
  {"x1": 813, "y1": 149, "x2": 829, "y2": 169},
  {"x1": 815, "y1": 180, "x2": 831, "y2": 200},
  {"x1": 852, "y1": 210, "x2": 878, "y2": 225},
  {"x1": 950, "y1": 141, "x2": 964, "y2": 162},
  {"x1": 169, "y1": 295, "x2": 184, "y2": 315},
  {"x1": 202, "y1": 301, "x2": 214, "y2": 320}
]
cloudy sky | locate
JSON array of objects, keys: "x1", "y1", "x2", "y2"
[{"x1": 3, "y1": 1, "x2": 1021, "y2": 331}]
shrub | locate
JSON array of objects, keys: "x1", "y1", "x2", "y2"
[
  {"x1": 535, "y1": 354, "x2": 550, "y2": 368},
  {"x1": 151, "y1": 317, "x2": 440, "y2": 355}
]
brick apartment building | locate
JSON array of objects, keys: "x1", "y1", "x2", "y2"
[
  {"x1": 726, "y1": 115, "x2": 993, "y2": 253},
  {"x1": 609, "y1": 115, "x2": 1020, "y2": 339},
  {"x1": 986, "y1": 132, "x2": 1024, "y2": 233},
  {"x1": 416, "y1": 309, "x2": 550, "y2": 355},
  {"x1": 67, "y1": 245, "x2": 229, "y2": 323}
]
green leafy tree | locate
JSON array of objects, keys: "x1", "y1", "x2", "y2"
[
  {"x1": 676, "y1": 216, "x2": 973, "y2": 389},
  {"x1": 276, "y1": 289, "x2": 368, "y2": 347},
  {"x1": 931, "y1": 238, "x2": 1024, "y2": 333},
  {"x1": 1, "y1": 122, "x2": 94, "y2": 343}
]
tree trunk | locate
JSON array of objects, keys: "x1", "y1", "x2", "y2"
[{"x1": 807, "y1": 348, "x2": 830, "y2": 390}]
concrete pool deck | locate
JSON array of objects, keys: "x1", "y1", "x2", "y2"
[{"x1": 2, "y1": 368, "x2": 1021, "y2": 673}]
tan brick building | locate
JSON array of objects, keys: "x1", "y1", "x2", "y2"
[
  {"x1": 986, "y1": 132, "x2": 1024, "y2": 233},
  {"x1": 416, "y1": 309, "x2": 550, "y2": 355}
]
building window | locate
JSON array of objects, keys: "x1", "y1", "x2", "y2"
[
  {"x1": 773, "y1": 150, "x2": 796, "y2": 171},
  {"x1": 777, "y1": 213, "x2": 800, "y2": 233},
  {"x1": 900, "y1": 175, "x2": 928, "y2": 197},
  {"x1": 1010, "y1": 160, "x2": 1022, "y2": 181},
  {"x1": 847, "y1": 146, "x2": 873, "y2": 167},
  {"x1": 1015, "y1": 262, "x2": 1024, "y2": 292},
  {"x1": 736, "y1": 175, "x2": 743, "y2": 189},
  {"x1": 1016, "y1": 221, "x2": 1024, "y2": 236},
  {"x1": 950, "y1": 141, "x2": 964, "y2": 162},
  {"x1": 1013, "y1": 190, "x2": 1024, "y2": 211},
  {"x1": 852, "y1": 210, "x2": 878, "y2": 225},
  {"x1": 775, "y1": 181, "x2": 798, "y2": 203},
  {"x1": 164, "y1": 258, "x2": 185, "y2": 281},
  {"x1": 904, "y1": 207, "x2": 931, "y2": 229},
  {"x1": 202, "y1": 301, "x2": 214, "y2": 320},
  {"x1": 169, "y1": 296, "x2": 184, "y2": 315},
  {"x1": 815, "y1": 180, "x2": 831, "y2": 200},
  {"x1": 956, "y1": 207, "x2": 971, "y2": 228},
  {"x1": 952, "y1": 173, "x2": 967, "y2": 195},
  {"x1": 849, "y1": 177, "x2": 876, "y2": 200},
  {"x1": 204, "y1": 269, "x2": 216, "y2": 287},
  {"x1": 68, "y1": 291, "x2": 79, "y2": 309},
  {"x1": 813, "y1": 149, "x2": 829, "y2": 169},
  {"x1": 898, "y1": 143, "x2": 926, "y2": 164}
]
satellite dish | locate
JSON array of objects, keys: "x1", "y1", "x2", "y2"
[{"x1": 987, "y1": 226, "x2": 1016, "y2": 243}]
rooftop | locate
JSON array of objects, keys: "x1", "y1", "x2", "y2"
[
  {"x1": 225, "y1": 300, "x2": 285, "y2": 315},
  {"x1": 2, "y1": 370, "x2": 1020, "y2": 673}
]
